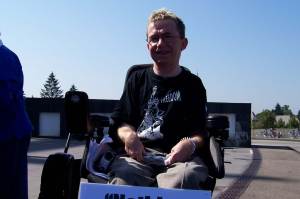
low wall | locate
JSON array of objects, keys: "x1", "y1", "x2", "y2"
[{"x1": 25, "y1": 98, "x2": 251, "y2": 147}]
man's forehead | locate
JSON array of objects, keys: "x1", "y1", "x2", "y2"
[{"x1": 147, "y1": 19, "x2": 177, "y2": 35}]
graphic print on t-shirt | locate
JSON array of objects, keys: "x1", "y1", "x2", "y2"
[{"x1": 137, "y1": 85, "x2": 181, "y2": 141}]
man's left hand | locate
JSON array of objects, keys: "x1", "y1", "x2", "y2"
[{"x1": 164, "y1": 139, "x2": 195, "y2": 166}]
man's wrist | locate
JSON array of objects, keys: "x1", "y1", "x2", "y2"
[{"x1": 180, "y1": 137, "x2": 197, "y2": 154}]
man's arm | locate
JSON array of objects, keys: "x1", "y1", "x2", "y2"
[
  {"x1": 117, "y1": 123, "x2": 145, "y2": 162},
  {"x1": 164, "y1": 75, "x2": 208, "y2": 165}
]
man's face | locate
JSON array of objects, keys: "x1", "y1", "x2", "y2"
[{"x1": 147, "y1": 19, "x2": 187, "y2": 67}]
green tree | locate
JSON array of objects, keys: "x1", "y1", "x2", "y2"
[
  {"x1": 69, "y1": 84, "x2": 78, "y2": 92},
  {"x1": 252, "y1": 109, "x2": 276, "y2": 129},
  {"x1": 297, "y1": 110, "x2": 300, "y2": 121},
  {"x1": 273, "y1": 103, "x2": 283, "y2": 115},
  {"x1": 40, "y1": 72, "x2": 64, "y2": 98},
  {"x1": 282, "y1": 105, "x2": 293, "y2": 115},
  {"x1": 287, "y1": 116, "x2": 300, "y2": 128}
]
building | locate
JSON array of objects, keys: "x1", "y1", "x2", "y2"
[{"x1": 275, "y1": 115, "x2": 291, "y2": 125}]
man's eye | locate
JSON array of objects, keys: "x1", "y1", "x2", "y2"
[{"x1": 150, "y1": 37, "x2": 159, "y2": 42}]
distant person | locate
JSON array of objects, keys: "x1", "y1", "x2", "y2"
[
  {"x1": 0, "y1": 37, "x2": 32, "y2": 199},
  {"x1": 109, "y1": 8, "x2": 208, "y2": 189}
]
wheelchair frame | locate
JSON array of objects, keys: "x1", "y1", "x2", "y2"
[{"x1": 39, "y1": 91, "x2": 229, "y2": 199}]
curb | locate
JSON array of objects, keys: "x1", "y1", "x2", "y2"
[
  {"x1": 253, "y1": 144, "x2": 300, "y2": 155},
  {"x1": 252, "y1": 138, "x2": 300, "y2": 142}
]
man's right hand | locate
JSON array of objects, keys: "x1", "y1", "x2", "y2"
[{"x1": 118, "y1": 124, "x2": 145, "y2": 162}]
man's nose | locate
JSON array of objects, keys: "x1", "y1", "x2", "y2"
[{"x1": 157, "y1": 37, "x2": 167, "y2": 47}]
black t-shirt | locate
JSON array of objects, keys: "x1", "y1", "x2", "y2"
[{"x1": 111, "y1": 64, "x2": 207, "y2": 152}]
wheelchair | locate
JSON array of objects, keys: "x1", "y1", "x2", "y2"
[{"x1": 38, "y1": 91, "x2": 229, "y2": 199}]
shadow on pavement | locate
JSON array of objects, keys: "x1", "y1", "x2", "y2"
[
  {"x1": 225, "y1": 173, "x2": 300, "y2": 182},
  {"x1": 28, "y1": 138, "x2": 85, "y2": 153},
  {"x1": 253, "y1": 145, "x2": 300, "y2": 154},
  {"x1": 28, "y1": 156, "x2": 47, "y2": 165}
]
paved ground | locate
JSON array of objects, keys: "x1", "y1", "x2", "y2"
[
  {"x1": 213, "y1": 139, "x2": 300, "y2": 199},
  {"x1": 239, "y1": 147, "x2": 300, "y2": 199},
  {"x1": 27, "y1": 138, "x2": 300, "y2": 199}
]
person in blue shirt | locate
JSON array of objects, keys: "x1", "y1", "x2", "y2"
[{"x1": 0, "y1": 38, "x2": 32, "y2": 199}]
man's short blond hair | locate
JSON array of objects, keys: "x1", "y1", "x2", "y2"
[{"x1": 147, "y1": 8, "x2": 186, "y2": 38}]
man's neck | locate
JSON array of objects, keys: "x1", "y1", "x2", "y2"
[{"x1": 153, "y1": 63, "x2": 182, "y2": 78}]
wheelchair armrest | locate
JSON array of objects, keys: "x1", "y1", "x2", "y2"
[
  {"x1": 80, "y1": 114, "x2": 113, "y2": 181},
  {"x1": 206, "y1": 115, "x2": 229, "y2": 141}
]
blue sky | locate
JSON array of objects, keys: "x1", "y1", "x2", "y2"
[{"x1": 1, "y1": 0, "x2": 299, "y2": 114}]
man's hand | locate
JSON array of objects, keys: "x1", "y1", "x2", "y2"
[
  {"x1": 164, "y1": 139, "x2": 195, "y2": 166},
  {"x1": 118, "y1": 124, "x2": 145, "y2": 162}
]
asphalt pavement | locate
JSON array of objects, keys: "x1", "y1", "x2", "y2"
[
  {"x1": 213, "y1": 138, "x2": 300, "y2": 199},
  {"x1": 238, "y1": 146, "x2": 300, "y2": 199},
  {"x1": 27, "y1": 138, "x2": 300, "y2": 199}
]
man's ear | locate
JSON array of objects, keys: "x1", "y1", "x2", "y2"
[
  {"x1": 147, "y1": 42, "x2": 151, "y2": 50},
  {"x1": 181, "y1": 38, "x2": 188, "y2": 50}
]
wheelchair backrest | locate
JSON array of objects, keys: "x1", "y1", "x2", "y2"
[{"x1": 65, "y1": 91, "x2": 89, "y2": 136}]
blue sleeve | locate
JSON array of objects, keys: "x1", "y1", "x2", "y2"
[
  {"x1": 0, "y1": 81, "x2": 14, "y2": 111},
  {"x1": 0, "y1": 45, "x2": 32, "y2": 139},
  {"x1": 0, "y1": 55, "x2": 23, "y2": 112}
]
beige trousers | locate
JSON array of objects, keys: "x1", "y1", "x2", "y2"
[{"x1": 108, "y1": 152, "x2": 208, "y2": 190}]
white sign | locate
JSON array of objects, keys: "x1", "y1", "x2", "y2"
[{"x1": 79, "y1": 182, "x2": 211, "y2": 199}]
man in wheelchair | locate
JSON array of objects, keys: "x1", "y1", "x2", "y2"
[
  {"x1": 39, "y1": 8, "x2": 228, "y2": 199},
  {"x1": 106, "y1": 8, "x2": 209, "y2": 189}
]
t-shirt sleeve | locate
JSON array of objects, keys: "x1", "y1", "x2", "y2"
[
  {"x1": 185, "y1": 78, "x2": 208, "y2": 138},
  {"x1": 110, "y1": 69, "x2": 142, "y2": 146},
  {"x1": 111, "y1": 69, "x2": 140, "y2": 129}
]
